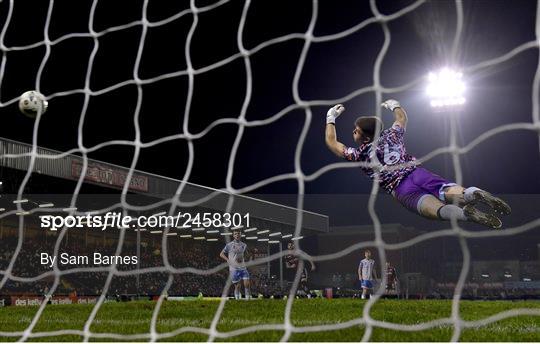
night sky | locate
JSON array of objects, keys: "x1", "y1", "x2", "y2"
[{"x1": 0, "y1": 0, "x2": 538, "y2": 199}]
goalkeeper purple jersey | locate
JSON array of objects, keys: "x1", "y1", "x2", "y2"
[{"x1": 343, "y1": 124, "x2": 417, "y2": 193}]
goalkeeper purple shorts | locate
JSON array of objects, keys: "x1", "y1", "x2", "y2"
[{"x1": 393, "y1": 167, "x2": 456, "y2": 213}]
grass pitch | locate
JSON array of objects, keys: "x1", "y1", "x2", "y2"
[{"x1": 0, "y1": 299, "x2": 538, "y2": 341}]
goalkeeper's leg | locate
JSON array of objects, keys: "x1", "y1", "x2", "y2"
[
  {"x1": 443, "y1": 185, "x2": 511, "y2": 215},
  {"x1": 395, "y1": 168, "x2": 510, "y2": 214},
  {"x1": 417, "y1": 194, "x2": 502, "y2": 229},
  {"x1": 394, "y1": 168, "x2": 509, "y2": 228}
]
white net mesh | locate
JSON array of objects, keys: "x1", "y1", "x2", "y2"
[{"x1": 0, "y1": 0, "x2": 539, "y2": 341}]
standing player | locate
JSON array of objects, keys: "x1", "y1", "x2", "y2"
[
  {"x1": 220, "y1": 229, "x2": 251, "y2": 300},
  {"x1": 324, "y1": 100, "x2": 511, "y2": 229},
  {"x1": 284, "y1": 242, "x2": 299, "y2": 282},
  {"x1": 385, "y1": 261, "x2": 398, "y2": 295},
  {"x1": 284, "y1": 242, "x2": 316, "y2": 297},
  {"x1": 358, "y1": 250, "x2": 377, "y2": 299}
]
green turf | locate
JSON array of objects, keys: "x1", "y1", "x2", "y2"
[{"x1": 0, "y1": 299, "x2": 538, "y2": 341}]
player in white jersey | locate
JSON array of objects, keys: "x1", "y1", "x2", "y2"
[
  {"x1": 325, "y1": 100, "x2": 511, "y2": 229},
  {"x1": 358, "y1": 250, "x2": 377, "y2": 299},
  {"x1": 220, "y1": 229, "x2": 251, "y2": 300}
]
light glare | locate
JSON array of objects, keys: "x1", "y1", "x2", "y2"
[{"x1": 427, "y1": 68, "x2": 466, "y2": 108}]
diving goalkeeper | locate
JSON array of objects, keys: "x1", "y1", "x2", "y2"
[{"x1": 324, "y1": 100, "x2": 510, "y2": 229}]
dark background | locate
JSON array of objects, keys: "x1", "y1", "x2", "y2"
[
  {"x1": 0, "y1": 0, "x2": 538, "y2": 294},
  {"x1": 0, "y1": 0, "x2": 538, "y2": 207}
]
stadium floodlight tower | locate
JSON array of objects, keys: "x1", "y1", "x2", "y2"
[{"x1": 426, "y1": 67, "x2": 466, "y2": 111}]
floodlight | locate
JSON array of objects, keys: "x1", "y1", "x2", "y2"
[{"x1": 427, "y1": 67, "x2": 466, "y2": 108}]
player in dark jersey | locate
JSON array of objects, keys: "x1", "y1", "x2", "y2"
[
  {"x1": 284, "y1": 242, "x2": 300, "y2": 282},
  {"x1": 284, "y1": 242, "x2": 315, "y2": 296},
  {"x1": 325, "y1": 100, "x2": 511, "y2": 229},
  {"x1": 385, "y1": 261, "x2": 398, "y2": 293}
]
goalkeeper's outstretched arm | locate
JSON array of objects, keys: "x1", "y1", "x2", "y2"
[
  {"x1": 325, "y1": 104, "x2": 347, "y2": 157},
  {"x1": 381, "y1": 99, "x2": 408, "y2": 129}
]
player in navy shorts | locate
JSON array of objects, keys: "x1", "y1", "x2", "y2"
[{"x1": 325, "y1": 100, "x2": 511, "y2": 229}]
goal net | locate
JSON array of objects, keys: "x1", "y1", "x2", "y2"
[{"x1": 0, "y1": 0, "x2": 539, "y2": 341}]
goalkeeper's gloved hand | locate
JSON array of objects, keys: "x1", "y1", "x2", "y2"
[
  {"x1": 381, "y1": 99, "x2": 401, "y2": 111},
  {"x1": 326, "y1": 104, "x2": 345, "y2": 124}
]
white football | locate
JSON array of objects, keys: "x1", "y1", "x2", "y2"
[{"x1": 18, "y1": 90, "x2": 48, "y2": 118}]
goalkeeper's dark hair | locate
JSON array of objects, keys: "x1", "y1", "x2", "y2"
[{"x1": 355, "y1": 116, "x2": 384, "y2": 143}]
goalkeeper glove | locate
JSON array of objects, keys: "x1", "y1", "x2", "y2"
[
  {"x1": 326, "y1": 104, "x2": 345, "y2": 124},
  {"x1": 381, "y1": 99, "x2": 401, "y2": 111}
]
